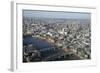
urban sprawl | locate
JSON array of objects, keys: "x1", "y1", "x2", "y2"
[{"x1": 23, "y1": 17, "x2": 91, "y2": 62}]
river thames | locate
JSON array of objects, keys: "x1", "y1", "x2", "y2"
[{"x1": 23, "y1": 35, "x2": 81, "y2": 62}]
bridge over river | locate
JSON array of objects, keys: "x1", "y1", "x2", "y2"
[
  {"x1": 40, "y1": 47, "x2": 81, "y2": 61},
  {"x1": 23, "y1": 35, "x2": 81, "y2": 62}
]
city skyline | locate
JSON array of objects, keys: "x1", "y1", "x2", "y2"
[{"x1": 23, "y1": 10, "x2": 91, "y2": 62}]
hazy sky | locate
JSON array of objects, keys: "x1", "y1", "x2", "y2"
[{"x1": 23, "y1": 10, "x2": 91, "y2": 19}]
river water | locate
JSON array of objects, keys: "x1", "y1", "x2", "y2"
[
  {"x1": 23, "y1": 35, "x2": 81, "y2": 61},
  {"x1": 23, "y1": 35, "x2": 53, "y2": 50},
  {"x1": 23, "y1": 35, "x2": 57, "y2": 58}
]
